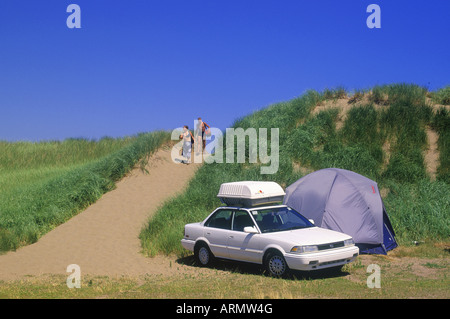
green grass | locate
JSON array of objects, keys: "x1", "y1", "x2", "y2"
[
  {"x1": 0, "y1": 131, "x2": 170, "y2": 252},
  {"x1": 369, "y1": 83, "x2": 428, "y2": 106},
  {"x1": 382, "y1": 180, "x2": 450, "y2": 244},
  {"x1": 0, "y1": 137, "x2": 134, "y2": 195},
  {"x1": 141, "y1": 83, "x2": 450, "y2": 257},
  {"x1": 430, "y1": 85, "x2": 450, "y2": 105}
]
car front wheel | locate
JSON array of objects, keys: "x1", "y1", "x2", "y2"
[
  {"x1": 194, "y1": 243, "x2": 214, "y2": 267},
  {"x1": 265, "y1": 251, "x2": 288, "y2": 277}
]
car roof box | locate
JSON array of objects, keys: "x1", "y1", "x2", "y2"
[{"x1": 217, "y1": 181, "x2": 286, "y2": 207}]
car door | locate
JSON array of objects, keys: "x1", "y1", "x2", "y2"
[
  {"x1": 203, "y1": 208, "x2": 233, "y2": 258},
  {"x1": 227, "y1": 210, "x2": 262, "y2": 263}
]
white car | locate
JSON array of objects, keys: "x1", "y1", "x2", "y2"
[{"x1": 181, "y1": 204, "x2": 359, "y2": 277}]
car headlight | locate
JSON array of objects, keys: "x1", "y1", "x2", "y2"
[
  {"x1": 290, "y1": 245, "x2": 319, "y2": 253},
  {"x1": 344, "y1": 238, "x2": 355, "y2": 246}
]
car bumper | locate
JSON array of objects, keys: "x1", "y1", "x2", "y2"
[
  {"x1": 284, "y1": 245, "x2": 359, "y2": 271},
  {"x1": 181, "y1": 238, "x2": 195, "y2": 252}
]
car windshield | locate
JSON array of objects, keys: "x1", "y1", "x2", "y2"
[{"x1": 250, "y1": 206, "x2": 314, "y2": 233}]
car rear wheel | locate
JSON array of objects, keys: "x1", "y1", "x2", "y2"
[
  {"x1": 265, "y1": 251, "x2": 288, "y2": 277},
  {"x1": 194, "y1": 242, "x2": 214, "y2": 267}
]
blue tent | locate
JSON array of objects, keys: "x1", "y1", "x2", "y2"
[{"x1": 283, "y1": 168, "x2": 397, "y2": 254}]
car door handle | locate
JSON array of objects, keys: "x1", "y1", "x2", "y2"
[{"x1": 228, "y1": 235, "x2": 234, "y2": 239}]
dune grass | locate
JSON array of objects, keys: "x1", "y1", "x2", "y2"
[
  {"x1": 0, "y1": 137, "x2": 134, "y2": 194},
  {"x1": 141, "y1": 83, "x2": 450, "y2": 257},
  {"x1": 0, "y1": 131, "x2": 170, "y2": 252},
  {"x1": 430, "y1": 85, "x2": 450, "y2": 105},
  {"x1": 382, "y1": 180, "x2": 449, "y2": 244}
]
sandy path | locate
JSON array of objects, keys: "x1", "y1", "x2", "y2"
[
  {"x1": 424, "y1": 127, "x2": 439, "y2": 181},
  {"x1": 0, "y1": 146, "x2": 200, "y2": 281}
]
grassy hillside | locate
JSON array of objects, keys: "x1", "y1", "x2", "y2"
[
  {"x1": 0, "y1": 131, "x2": 170, "y2": 252},
  {"x1": 140, "y1": 84, "x2": 450, "y2": 257}
]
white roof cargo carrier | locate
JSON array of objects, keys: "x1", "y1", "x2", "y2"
[{"x1": 217, "y1": 181, "x2": 286, "y2": 207}]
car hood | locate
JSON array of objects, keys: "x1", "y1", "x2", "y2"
[{"x1": 261, "y1": 226, "x2": 352, "y2": 246}]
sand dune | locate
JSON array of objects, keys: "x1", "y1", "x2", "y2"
[{"x1": 0, "y1": 146, "x2": 200, "y2": 280}]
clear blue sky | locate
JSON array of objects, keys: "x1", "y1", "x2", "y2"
[{"x1": 0, "y1": 0, "x2": 448, "y2": 141}]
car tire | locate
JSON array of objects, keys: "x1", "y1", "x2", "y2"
[
  {"x1": 194, "y1": 242, "x2": 214, "y2": 267},
  {"x1": 264, "y1": 251, "x2": 289, "y2": 277}
]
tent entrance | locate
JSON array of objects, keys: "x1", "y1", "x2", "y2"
[{"x1": 357, "y1": 211, "x2": 398, "y2": 255}]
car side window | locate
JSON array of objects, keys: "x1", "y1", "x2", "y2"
[
  {"x1": 204, "y1": 209, "x2": 233, "y2": 230},
  {"x1": 232, "y1": 210, "x2": 255, "y2": 232}
]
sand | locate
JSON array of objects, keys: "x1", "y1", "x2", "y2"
[
  {"x1": 424, "y1": 127, "x2": 440, "y2": 181},
  {"x1": 0, "y1": 145, "x2": 201, "y2": 281}
]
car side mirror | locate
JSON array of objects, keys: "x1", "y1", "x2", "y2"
[
  {"x1": 309, "y1": 219, "x2": 315, "y2": 225},
  {"x1": 244, "y1": 226, "x2": 258, "y2": 234}
]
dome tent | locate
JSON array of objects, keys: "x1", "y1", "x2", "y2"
[{"x1": 283, "y1": 168, "x2": 397, "y2": 254}]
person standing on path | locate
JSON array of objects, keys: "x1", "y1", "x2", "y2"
[
  {"x1": 180, "y1": 125, "x2": 194, "y2": 164},
  {"x1": 195, "y1": 117, "x2": 210, "y2": 154}
]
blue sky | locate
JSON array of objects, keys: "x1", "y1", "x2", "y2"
[{"x1": 0, "y1": 0, "x2": 448, "y2": 141}]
